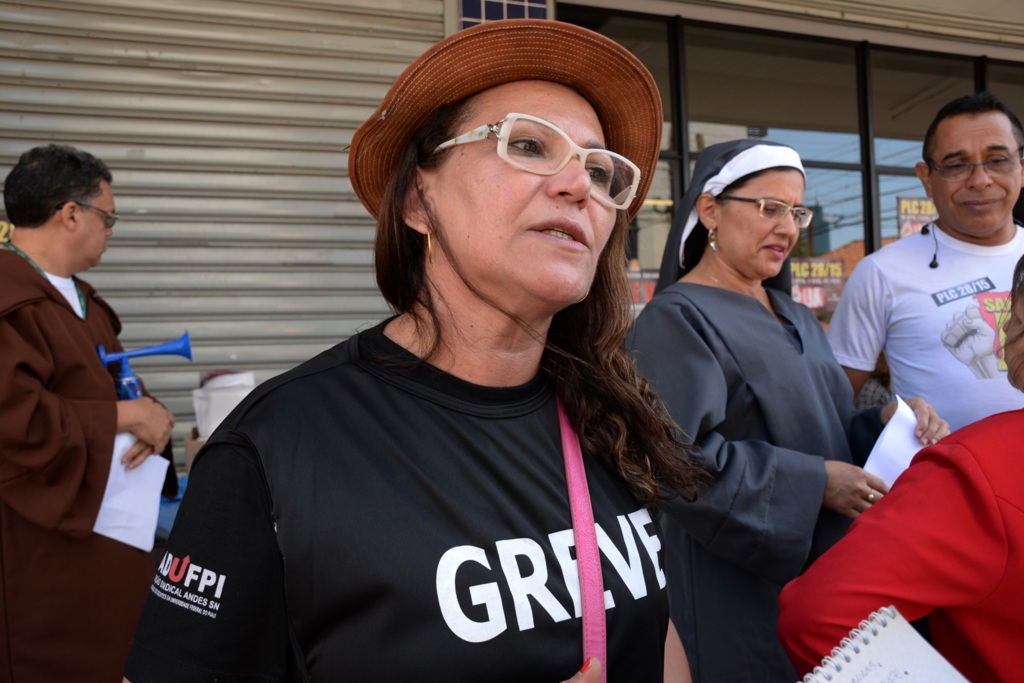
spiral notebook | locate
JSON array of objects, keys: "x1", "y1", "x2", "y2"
[{"x1": 799, "y1": 606, "x2": 968, "y2": 683}]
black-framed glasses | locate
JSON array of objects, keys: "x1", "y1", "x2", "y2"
[
  {"x1": 433, "y1": 112, "x2": 642, "y2": 210},
  {"x1": 718, "y1": 195, "x2": 813, "y2": 229},
  {"x1": 925, "y1": 150, "x2": 1024, "y2": 182},
  {"x1": 58, "y1": 200, "x2": 120, "y2": 228}
]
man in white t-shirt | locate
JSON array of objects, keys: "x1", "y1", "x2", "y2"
[{"x1": 829, "y1": 92, "x2": 1024, "y2": 432}]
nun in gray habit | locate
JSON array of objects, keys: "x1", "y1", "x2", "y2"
[{"x1": 628, "y1": 139, "x2": 895, "y2": 682}]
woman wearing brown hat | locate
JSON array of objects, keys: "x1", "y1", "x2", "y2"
[{"x1": 123, "y1": 19, "x2": 702, "y2": 683}]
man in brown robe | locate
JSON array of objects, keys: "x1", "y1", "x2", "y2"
[{"x1": 0, "y1": 145, "x2": 176, "y2": 682}]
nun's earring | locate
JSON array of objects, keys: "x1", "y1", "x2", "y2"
[{"x1": 708, "y1": 227, "x2": 718, "y2": 252}]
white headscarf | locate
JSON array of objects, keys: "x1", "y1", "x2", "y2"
[{"x1": 656, "y1": 140, "x2": 805, "y2": 292}]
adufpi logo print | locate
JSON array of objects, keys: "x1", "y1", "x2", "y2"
[{"x1": 151, "y1": 551, "x2": 228, "y2": 619}]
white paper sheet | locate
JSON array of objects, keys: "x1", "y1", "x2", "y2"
[
  {"x1": 92, "y1": 432, "x2": 169, "y2": 551},
  {"x1": 863, "y1": 395, "x2": 923, "y2": 488}
]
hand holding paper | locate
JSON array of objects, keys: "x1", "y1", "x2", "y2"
[
  {"x1": 864, "y1": 396, "x2": 923, "y2": 488},
  {"x1": 93, "y1": 432, "x2": 169, "y2": 551}
]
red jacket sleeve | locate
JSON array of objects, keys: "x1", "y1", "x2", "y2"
[{"x1": 777, "y1": 442, "x2": 1006, "y2": 677}]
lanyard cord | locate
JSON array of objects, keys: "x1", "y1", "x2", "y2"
[{"x1": 557, "y1": 395, "x2": 607, "y2": 682}]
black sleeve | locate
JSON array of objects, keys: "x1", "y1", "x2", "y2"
[
  {"x1": 124, "y1": 433, "x2": 292, "y2": 683},
  {"x1": 848, "y1": 406, "x2": 885, "y2": 467}
]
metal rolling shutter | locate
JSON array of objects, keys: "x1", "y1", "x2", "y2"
[{"x1": 0, "y1": 0, "x2": 444, "y2": 466}]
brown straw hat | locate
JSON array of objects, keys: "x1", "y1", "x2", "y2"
[{"x1": 348, "y1": 19, "x2": 662, "y2": 221}]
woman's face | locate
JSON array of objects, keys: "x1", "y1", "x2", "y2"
[
  {"x1": 700, "y1": 168, "x2": 805, "y2": 282},
  {"x1": 408, "y1": 80, "x2": 620, "y2": 324},
  {"x1": 1002, "y1": 284, "x2": 1024, "y2": 391}
]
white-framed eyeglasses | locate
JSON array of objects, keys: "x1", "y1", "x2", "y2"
[
  {"x1": 718, "y1": 195, "x2": 813, "y2": 229},
  {"x1": 433, "y1": 112, "x2": 641, "y2": 210}
]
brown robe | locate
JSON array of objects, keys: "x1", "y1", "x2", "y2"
[{"x1": 0, "y1": 249, "x2": 166, "y2": 682}]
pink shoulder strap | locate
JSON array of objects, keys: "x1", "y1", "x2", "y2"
[{"x1": 557, "y1": 396, "x2": 607, "y2": 682}]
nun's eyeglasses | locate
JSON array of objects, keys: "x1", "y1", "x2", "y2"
[
  {"x1": 718, "y1": 195, "x2": 813, "y2": 229},
  {"x1": 433, "y1": 112, "x2": 641, "y2": 210}
]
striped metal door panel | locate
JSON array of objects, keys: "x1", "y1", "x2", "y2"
[{"x1": 0, "y1": 0, "x2": 443, "y2": 464}]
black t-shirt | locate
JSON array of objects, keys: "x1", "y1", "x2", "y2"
[{"x1": 125, "y1": 322, "x2": 668, "y2": 682}]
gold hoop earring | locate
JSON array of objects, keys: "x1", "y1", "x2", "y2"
[
  {"x1": 426, "y1": 231, "x2": 433, "y2": 263},
  {"x1": 708, "y1": 227, "x2": 718, "y2": 252}
]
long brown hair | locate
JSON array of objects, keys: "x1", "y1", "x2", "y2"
[{"x1": 374, "y1": 97, "x2": 704, "y2": 505}]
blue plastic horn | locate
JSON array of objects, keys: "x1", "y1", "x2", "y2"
[{"x1": 98, "y1": 331, "x2": 192, "y2": 400}]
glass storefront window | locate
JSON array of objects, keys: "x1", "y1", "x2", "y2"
[
  {"x1": 627, "y1": 158, "x2": 675, "y2": 316},
  {"x1": 988, "y1": 61, "x2": 1024, "y2": 120},
  {"x1": 632, "y1": 159, "x2": 675, "y2": 269},
  {"x1": 875, "y1": 137, "x2": 921, "y2": 168},
  {"x1": 879, "y1": 173, "x2": 934, "y2": 240},
  {"x1": 766, "y1": 129, "x2": 861, "y2": 165},
  {"x1": 555, "y1": 6, "x2": 677, "y2": 315},
  {"x1": 870, "y1": 50, "x2": 974, "y2": 163},
  {"x1": 555, "y1": 6, "x2": 673, "y2": 152},
  {"x1": 683, "y1": 26, "x2": 859, "y2": 149},
  {"x1": 868, "y1": 50, "x2": 973, "y2": 274},
  {"x1": 682, "y1": 24, "x2": 864, "y2": 314},
  {"x1": 458, "y1": 0, "x2": 550, "y2": 28},
  {"x1": 795, "y1": 167, "x2": 865, "y2": 322},
  {"x1": 801, "y1": 168, "x2": 865, "y2": 255},
  {"x1": 557, "y1": 6, "x2": 1024, "y2": 318},
  {"x1": 989, "y1": 62, "x2": 1024, "y2": 224}
]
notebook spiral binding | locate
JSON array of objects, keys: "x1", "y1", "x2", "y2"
[{"x1": 801, "y1": 606, "x2": 897, "y2": 683}]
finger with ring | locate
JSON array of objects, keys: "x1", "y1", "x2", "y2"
[{"x1": 867, "y1": 490, "x2": 875, "y2": 502}]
